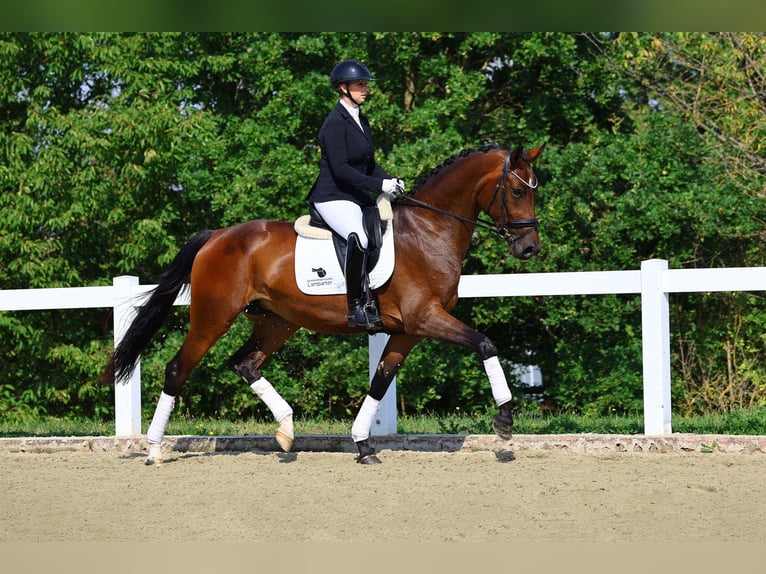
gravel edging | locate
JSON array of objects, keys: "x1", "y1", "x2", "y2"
[{"x1": 1, "y1": 433, "x2": 765, "y2": 455}]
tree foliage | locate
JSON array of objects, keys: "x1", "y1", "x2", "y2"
[{"x1": 1, "y1": 32, "x2": 764, "y2": 423}]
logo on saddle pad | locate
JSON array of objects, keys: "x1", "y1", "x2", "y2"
[{"x1": 293, "y1": 196, "x2": 395, "y2": 295}]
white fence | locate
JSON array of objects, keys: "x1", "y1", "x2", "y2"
[{"x1": 1, "y1": 259, "x2": 765, "y2": 438}]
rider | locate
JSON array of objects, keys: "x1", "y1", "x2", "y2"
[{"x1": 307, "y1": 58, "x2": 405, "y2": 330}]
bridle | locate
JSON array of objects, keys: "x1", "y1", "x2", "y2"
[
  {"x1": 397, "y1": 150, "x2": 540, "y2": 242},
  {"x1": 488, "y1": 150, "x2": 539, "y2": 240}
]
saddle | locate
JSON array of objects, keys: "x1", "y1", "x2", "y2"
[
  {"x1": 294, "y1": 194, "x2": 393, "y2": 272},
  {"x1": 293, "y1": 195, "x2": 395, "y2": 296}
]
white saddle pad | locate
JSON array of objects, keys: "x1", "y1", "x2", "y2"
[{"x1": 294, "y1": 224, "x2": 395, "y2": 295}]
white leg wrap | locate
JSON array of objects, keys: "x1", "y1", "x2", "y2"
[
  {"x1": 484, "y1": 356, "x2": 513, "y2": 406},
  {"x1": 146, "y1": 392, "x2": 175, "y2": 445},
  {"x1": 351, "y1": 395, "x2": 381, "y2": 443},
  {"x1": 250, "y1": 377, "x2": 293, "y2": 423}
]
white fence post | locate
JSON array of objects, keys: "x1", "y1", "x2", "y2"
[
  {"x1": 369, "y1": 333, "x2": 397, "y2": 435},
  {"x1": 640, "y1": 259, "x2": 672, "y2": 435},
  {"x1": 113, "y1": 275, "x2": 142, "y2": 437}
]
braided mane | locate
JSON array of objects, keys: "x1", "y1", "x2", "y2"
[{"x1": 410, "y1": 142, "x2": 506, "y2": 194}]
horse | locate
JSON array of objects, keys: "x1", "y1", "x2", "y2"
[{"x1": 100, "y1": 142, "x2": 544, "y2": 465}]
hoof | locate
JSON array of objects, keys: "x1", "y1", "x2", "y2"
[
  {"x1": 275, "y1": 429, "x2": 294, "y2": 453},
  {"x1": 356, "y1": 453, "x2": 382, "y2": 465},
  {"x1": 275, "y1": 414, "x2": 294, "y2": 453},
  {"x1": 492, "y1": 413, "x2": 514, "y2": 441},
  {"x1": 146, "y1": 443, "x2": 163, "y2": 465},
  {"x1": 354, "y1": 439, "x2": 381, "y2": 464}
]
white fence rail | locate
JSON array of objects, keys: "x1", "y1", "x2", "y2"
[{"x1": 2, "y1": 259, "x2": 765, "y2": 438}]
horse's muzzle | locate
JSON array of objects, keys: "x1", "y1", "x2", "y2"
[{"x1": 510, "y1": 232, "x2": 540, "y2": 260}]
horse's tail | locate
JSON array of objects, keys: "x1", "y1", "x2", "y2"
[{"x1": 99, "y1": 229, "x2": 215, "y2": 384}]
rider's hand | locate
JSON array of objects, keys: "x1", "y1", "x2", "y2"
[{"x1": 382, "y1": 178, "x2": 405, "y2": 196}]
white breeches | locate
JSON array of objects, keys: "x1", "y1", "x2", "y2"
[{"x1": 313, "y1": 200, "x2": 368, "y2": 248}]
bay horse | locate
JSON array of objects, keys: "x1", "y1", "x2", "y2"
[{"x1": 100, "y1": 143, "x2": 544, "y2": 464}]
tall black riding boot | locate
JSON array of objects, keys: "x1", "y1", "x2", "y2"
[{"x1": 344, "y1": 233, "x2": 383, "y2": 330}]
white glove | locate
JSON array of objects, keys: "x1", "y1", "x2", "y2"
[{"x1": 382, "y1": 178, "x2": 405, "y2": 195}]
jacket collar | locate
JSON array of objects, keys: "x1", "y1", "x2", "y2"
[{"x1": 336, "y1": 101, "x2": 366, "y2": 135}]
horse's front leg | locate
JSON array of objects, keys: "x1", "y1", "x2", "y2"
[
  {"x1": 483, "y1": 352, "x2": 515, "y2": 440},
  {"x1": 410, "y1": 308, "x2": 516, "y2": 440},
  {"x1": 352, "y1": 334, "x2": 421, "y2": 464}
]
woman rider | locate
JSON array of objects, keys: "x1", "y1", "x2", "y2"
[{"x1": 307, "y1": 59, "x2": 405, "y2": 330}]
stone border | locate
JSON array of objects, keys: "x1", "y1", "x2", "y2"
[{"x1": 1, "y1": 433, "x2": 764, "y2": 455}]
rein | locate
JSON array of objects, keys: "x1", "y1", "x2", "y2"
[{"x1": 398, "y1": 151, "x2": 539, "y2": 242}]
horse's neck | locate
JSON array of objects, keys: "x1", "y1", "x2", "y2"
[
  {"x1": 394, "y1": 185, "x2": 477, "y2": 261},
  {"x1": 409, "y1": 165, "x2": 485, "y2": 228},
  {"x1": 394, "y1": 152, "x2": 496, "y2": 264}
]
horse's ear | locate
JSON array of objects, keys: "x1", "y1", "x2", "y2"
[{"x1": 524, "y1": 144, "x2": 545, "y2": 163}]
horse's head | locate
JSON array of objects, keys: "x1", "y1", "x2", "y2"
[{"x1": 483, "y1": 145, "x2": 544, "y2": 261}]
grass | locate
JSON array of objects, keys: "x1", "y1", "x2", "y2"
[{"x1": 2, "y1": 407, "x2": 766, "y2": 438}]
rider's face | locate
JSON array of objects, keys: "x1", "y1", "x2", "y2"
[{"x1": 344, "y1": 80, "x2": 369, "y2": 103}]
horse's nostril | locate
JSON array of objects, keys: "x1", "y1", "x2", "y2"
[{"x1": 520, "y1": 244, "x2": 539, "y2": 260}]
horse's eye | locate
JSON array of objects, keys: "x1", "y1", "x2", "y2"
[{"x1": 511, "y1": 188, "x2": 523, "y2": 199}]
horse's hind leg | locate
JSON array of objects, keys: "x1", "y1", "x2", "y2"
[
  {"x1": 229, "y1": 306, "x2": 299, "y2": 452},
  {"x1": 145, "y1": 334, "x2": 226, "y2": 465},
  {"x1": 145, "y1": 329, "x2": 232, "y2": 465},
  {"x1": 146, "y1": 294, "x2": 244, "y2": 465}
]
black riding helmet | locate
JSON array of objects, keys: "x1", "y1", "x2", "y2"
[{"x1": 330, "y1": 59, "x2": 375, "y2": 90}]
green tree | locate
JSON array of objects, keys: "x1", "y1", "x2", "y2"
[{"x1": 1, "y1": 32, "x2": 764, "y2": 423}]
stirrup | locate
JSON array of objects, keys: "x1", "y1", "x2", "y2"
[
  {"x1": 363, "y1": 299, "x2": 383, "y2": 328},
  {"x1": 347, "y1": 302, "x2": 383, "y2": 330}
]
